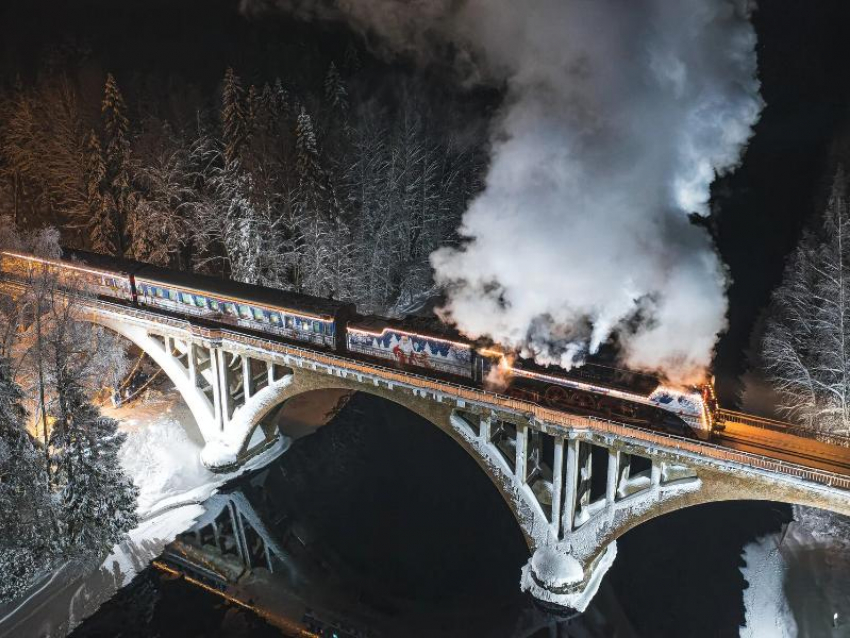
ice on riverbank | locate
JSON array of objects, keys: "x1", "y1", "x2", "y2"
[
  {"x1": 740, "y1": 531, "x2": 796, "y2": 637},
  {"x1": 740, "y1": 506, "x2": 850, "y2": 638}
]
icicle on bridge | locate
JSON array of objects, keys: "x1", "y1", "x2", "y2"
[{"x1": 2, "y1": 273, "x2": 850, "y2": 611}]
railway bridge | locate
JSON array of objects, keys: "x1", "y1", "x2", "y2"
[{"x1": 3, "y1": 281, "x2": 850, "y2": 611}]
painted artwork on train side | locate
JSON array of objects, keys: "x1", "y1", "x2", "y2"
[{"x1": 346, "y1": 328, "x2": 473, "y2": 378}]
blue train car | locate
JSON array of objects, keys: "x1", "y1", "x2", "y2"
[{"x1": 132, "y1": 264, "x2": 351, "y2": 350}]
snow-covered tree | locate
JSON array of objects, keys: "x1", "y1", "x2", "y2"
[
  {"x1": 100, "y1": 74, "x2": 135, "y2": 256},
  {"x1": 0, "y1": 355, "x2": 52, "y2": 602},
  {"x1": 0, "y1": 84, "x2": 36, "y2": 226},
  {"x1": 293, "y1": 106, "x2": 335, "y2": 296},
  {"x1": 0, "y1": 224, "x2": 136, "y2": 602},
  {"x1": 129, "y1": 121, "x2": 196, "y2": 267},
  {"x1": 222, "y1": 67, "x2": 246, "y2": 166},
  {"x1": 762, "y1": 170, "x2": 850, "y2": 434},
  {"x1": 0, "y1": 76, "x2": 92, "y2": 240},
  {"x1": 85, "y1": 130, "x2": 119, "y2": 256},
  {"x1": 0, "y1": 222, "x2": 136, "y2": 568},
  {"x1": 324, "y1": 62, "x2": 349, "y2": 116},
  {"x1": 50, "y1": 385, "x2": 138, "y2": 555}
]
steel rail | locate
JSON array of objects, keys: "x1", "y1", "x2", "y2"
[{"x1": 719, "y1": 408, "x2": 850, "y2": 447}]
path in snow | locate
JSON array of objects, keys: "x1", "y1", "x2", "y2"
[{"x1": 740, "y1": 531, "x2": 796, "y2": 638}]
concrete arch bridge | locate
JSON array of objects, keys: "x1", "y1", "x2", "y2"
[{"x1": 5, "y1": 285, "x2": 850, "y2": 611}]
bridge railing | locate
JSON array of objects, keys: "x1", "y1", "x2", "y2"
[
  {"x1": 718, "y1": 409, "x2": 850, "y2": 448},
  {"x1": 219, "y1": 325, "x2": 850, "y2": 492},
  {"x1": 590, "y1": 418, "x2": 850, "y2": 491},
  {"x1": 68, "y1": 296, "x2": 850, "y2": 493}
]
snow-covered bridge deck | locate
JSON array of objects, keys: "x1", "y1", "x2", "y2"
[{"x1": 3, "y1": 279, "x2": 850, "y2": 611}]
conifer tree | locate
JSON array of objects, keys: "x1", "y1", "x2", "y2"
[
  {"x1": 101, "y1": 74, "x2": 133, "y2": 255},
  {"x1": 51, "y1": 384, "x2": 138, "y2": 555},
  {"x1": 292, "y1": 107, "x2": 332, "y2": 294},
  {"x1": 84, "y1": 130, "x2": 118, "y2": 256},
  {"x1": 295, "y1": 107, "x2": 323, "y2": 190},
  {"x1": 222, "y1": 67, "x2": 246, "y2": 165},
  {"x1": 762, "y1": 169, "x2": 850, "y2": 433},
  {"x1": 324, "y1": 62, "x2": 349, "y2": 115},
  {"x1": 272, "y1": 77, "x2": 291, "y2": 118},
  {"x1": 0, "y1": 356, "x2": 51, "y2": 602}
]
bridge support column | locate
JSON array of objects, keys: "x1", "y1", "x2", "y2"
[
  {"x1": 522, "y1": 542, "x2": 617, "y2": 612},
  {"x1": 210, "y1": 346, "x2": 224, "y2": 430},
  {"x1": 606, "y1": 449, "x2": 620, "y2": 504},
  {"x1": 651, "y1": 460, "x2": 662, "y2": 488},
  {"x1": 562, "y1": 438, "x2": 579, "y2": 535},
  {"x1": 217, "y1": 348, "x2": 233, "y2": 426},
  {"x1": 551, "y1": 438, "x2": 565, "y2": 534},
  {"x1": 241, "y1": 356, "x2": 252, "y2": 401},
  {"x1": 188, "y1": 343, "x2": 198, "y2": 387},
  {"x1": 577, "y1": 443, "x2": 592, "y2": 514},
  {"x1": 516, "y1": 423, "x2": 528, "y2": 482},
  {"x1": 479, "y1": 414, "x2": 492, "y2": 442}
]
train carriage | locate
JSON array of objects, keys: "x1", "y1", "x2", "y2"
[
  {"x1": 0, "y1": 250, "x2": 135, "y2": 301},
  {"x1": 346, "y1": 316, "x2": 478, "y2": 379},
  {"x1": 131, "y1": 264, "x2": 351, "y2": 350}
]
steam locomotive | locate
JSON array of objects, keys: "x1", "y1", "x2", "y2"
[{"x1": 0, "y1": 249, "x2": 708, "y2": 436}]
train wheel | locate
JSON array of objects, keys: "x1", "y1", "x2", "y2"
[{"x1": 544, "y1": 385, "x2": 569, "y2": 409}]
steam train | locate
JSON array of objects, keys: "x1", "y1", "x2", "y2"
[{"x1": 0, "y1": 249, "x2": 708, "y2": 436}]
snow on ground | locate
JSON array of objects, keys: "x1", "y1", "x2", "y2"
[
  {"x1": 107, "y1": 390, "x2": 213, "y2": 515},
  {"x1": 740, "y1": 506, "x2": 850, "y2": 638},
  {"x1": 740, "y1": 532, "x2": 796, "y2": 638},
  {"x1": 0, "y1": 387, "x2": 291, "y2": 638},
  {"x1": 106, "y1": 386, "x2": 290, "y2": 519}
]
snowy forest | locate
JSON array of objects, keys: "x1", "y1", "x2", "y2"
[
  {"x1": 0, "y1": 226, "x2": 137, "y2": 602},
  {"x1": 760, "y1": 170, "x2": 850, "y2": 436},
  {"x1": 0, "y1": 39, "x2": 487, "y2": 314}
]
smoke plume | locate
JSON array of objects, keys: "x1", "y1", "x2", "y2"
[{"x1": 242, "y1": 0, "x2": 763, "y2": 383}]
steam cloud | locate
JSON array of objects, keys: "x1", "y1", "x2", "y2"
[{"x1": 242, "y1": 0, "x2": 763, "y2": 383}]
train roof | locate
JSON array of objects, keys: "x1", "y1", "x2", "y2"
[
  {"x1": 350, "y1": 313, "x2": 472, "y2": 344},
  {"x1": 63, "y1": 249, "x2": 146, "y2": 275},
  {"x1": 513, "y1": 355, "x2": 662, "y2": 396},
  {"x1": 64, "y1": 249, "x2": 353, "y2": 319}
]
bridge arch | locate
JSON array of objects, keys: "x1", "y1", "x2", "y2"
[
  {"x1": 516, "y1": 430, "x2": 850, "y2": 611},
  {"x1": 239, "y1": 378, "x2": 547, "y2": 553},
  {"x1": 87, "y1": 315, "x2": 299, "y2": 471},
  {"x1": 93, "y1": 316, "x2": 218, "y2": 443},
  {"x1": 591, "y1": 469, "x2": 850, "y2": 555}
]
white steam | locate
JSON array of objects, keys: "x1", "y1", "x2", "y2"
[{"x1": 242, "y1": 0, "x2": 763, "y2": 382}]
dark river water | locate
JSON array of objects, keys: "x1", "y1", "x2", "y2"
[{"x1": 69, "y1": 393, "x2": 790, "y2": 638}]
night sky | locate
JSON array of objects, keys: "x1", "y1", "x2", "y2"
[{"x1": 3, "y1": 0, "x2": 850, "y2": 403}]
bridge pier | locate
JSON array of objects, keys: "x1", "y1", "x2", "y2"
[{"x1": 522, "y1": 542, "x2": 617, "y2": 611}]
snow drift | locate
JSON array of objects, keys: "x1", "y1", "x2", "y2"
[{"x1": 240, "y1": 0, "x2": 763, "y2": 382}]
